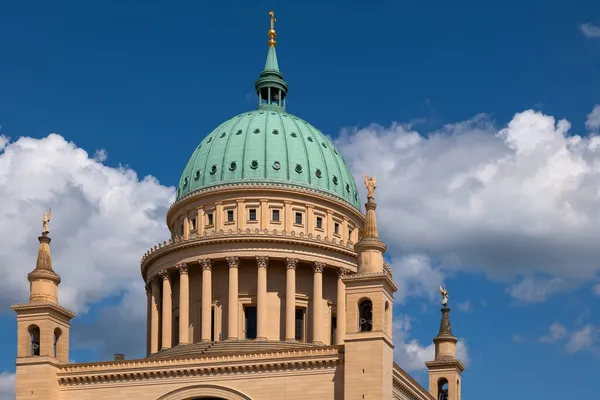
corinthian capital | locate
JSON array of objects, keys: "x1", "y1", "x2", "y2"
[
  {"x1": 256, "y1": 256, "x2": 269, "y2": 268},
  {"x1": 199, "y1": 258, "x2": 212, "y2": 271},
  {"x1": 176, "y1": 262, "x2": 189, "y2": 275},
  {"x1": 159, "y1": 269, "x2": 171, "y2": 281},
  {"x1": 285, "y1": 258, "x2": 299, "y2": 270},
  {"x1": 226, "y1": 256, "x2": 240, "y2": 268},
  {"x1": 313, "y1": 262, "x2": 325, "y2": 273},
  {"x1": 336, "y1": 267, "x2": 347, "y2": 278}
]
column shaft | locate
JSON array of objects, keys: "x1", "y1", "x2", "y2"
[
  {"x1": 150, "y1": 278, "x2": 160, "y2": 353},
  {"x1": 200, "y1": 259, "x2": 212, "y2": 342},
  {"x1": 336, "y1": 269, "x2": 347, "y2": 345},
  {"x1": 256, "y1": 256, "x2": 269, "y2": 340},
  {"x1": 285, "y1": 258, "x2": 298, "y2": 341},
  {"x1": 146, "y1": 285, "x2": 151, "y2": 356},
  {"x1": 227, "y1": 257, "x2": 240, "y2": 340},
  {"x1": 178, "y1": 264, "x2": 189, "y2": 344},
  {"x1": 313, "y1": 262, "x2": 325, "y2": 344},
  {"x1": 160, "y1": 270, "x2": 172, "y2": 350}
]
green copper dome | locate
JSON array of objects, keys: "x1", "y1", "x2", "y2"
[{"x1": 176, "y1": 23, "x2": 360, "y2": 210}]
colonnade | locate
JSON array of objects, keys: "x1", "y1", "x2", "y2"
[{"x1": 146, "y1": 257, "x2": 349, "y2": 353}]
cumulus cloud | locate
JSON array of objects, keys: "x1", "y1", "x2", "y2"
[
  {"x1": 586, "y1": 105, "x2": 600, "y2": 132},
  {"x1": 539, "y1": 322, "x2": 599, "y2": 353},
  {"x1": 393, "y1": 315, "x2": 469, "y2": 371},
  {"x1": 336, "y1": 107, "x2": 600, "y2": 301},
  {"x1": 539, "y1": 322, "x2": 568, "y2": 343},
  {"x1": 593, "y1": 284, "x2": 600, "y2": 296},
  {"x1": 0, "y1": 371, "x2": 15, "y2": 400},
  {"x1": 0, "y1": 133, "x2": 174, "y2": 314},
  {"x1": 581, "y1": 23, "x2": 600, "y2": 38},
  {"x1": 391, "y1": 254, "x2": 445, "y2": 303}
]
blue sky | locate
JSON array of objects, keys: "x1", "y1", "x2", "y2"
[{"x1": 1, "y1": 1, "x2": 600, "y2": 399}]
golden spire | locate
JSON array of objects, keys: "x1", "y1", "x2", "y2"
[{"x1": 268, "y1": 10, "x2": 277, "y2": 47}]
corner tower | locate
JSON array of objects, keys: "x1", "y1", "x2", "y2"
[
  {"x1": 343, "y1": 175, "x2": 397, "y2": 400},
  {"x1": 12, "y1": 210, "x2": 75, "y2": 400},
  {"x1": 425, "y1": 287, "x2": 465, "y2": 400}
]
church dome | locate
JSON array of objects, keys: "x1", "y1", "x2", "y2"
[
  {"x1": 176, "y1": 107, "x2": 360, "y2": 209},
  {"x1": 176, "y1": 39, "x2": 360, "y2": 210}
]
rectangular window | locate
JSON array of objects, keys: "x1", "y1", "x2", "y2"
[
  {"x1": 227, "y1": 210, "x2": 234, "y2": 222},
  {"x1": 191, "y1": 217, "x2": 197, "y2": 231},
  {"x1": 245, "y1": 306, "x2": 257, "y2": 339},
  {"x1": 316, "y1": 216, "x2": 323, "y2": 229},
  {"x1": 272, "y1": 209, "x2": 280, "y2": 222},
  {"x1": 334, "y1": 222, "x2": 340, "y2": 235},
  {"x1": 331, "y1": 315, "x2": 337, "y2": 345},
  {"x1": 295, "y1": 212, "x2": 303, "y2": 225},
  {"x1": 207, "y1": 213, "x2": 214, "y2": 226},
  {"x1": 249, "y1": 209, "x2": 257, "y2": 221},
  {"x1": 349, "y1": 229, "x2": 353, "y2": 239},
  {"x1": 295, "y1": 308, "x2": 305, "y2": 341}
]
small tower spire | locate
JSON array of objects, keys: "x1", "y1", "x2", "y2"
[
  {"x1": 28, "y1": 209, "x2": 61, "y2": 303},
  {"x1": 255, "y1": 10, "x2": 288, "y2": 109},
  {"x1": 426, "y1": 285, "x2": 465, "y2": 400},
  {"x1": 354, "y1": 174, "x2": 387, "y2": 274}
]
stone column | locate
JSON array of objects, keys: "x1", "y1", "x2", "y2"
[
  {"x1": 200, "y1": 259, "x2": 212, "y2": 342},
  {"x1": 177, "y1": 263, "x2": 189, "y2": 344},
  {"x1": 336, "y1": 268, "x2": 347, "y2": 345},
  {"x1": 227, "y1": 256, "x2": 240, "y2": 340},
  {"x1": 160, "y1": 269, "x2": 172, "y2": 350},
  {"x1": 183, "y1": 216, "x2": 190, "y2": 240},
  {"x1": 150, "y1": 277, "x2": 161, "y2": 353},
  {"x1": 145, "y1": 283, "x2": 151, "y2": 356},
  {"x1": 312, "y1": 262, "x2": 325, "y2": 344},
  {"x1": 285, "y1": 258, "x2": 298, "y2": 341},
  {"x1": 256, "y1": 256, "x2": 269, "y2": 340},
  {"x1": 260, "y1": 199, "x2": 268, "y2": 230},
  {"x1": 237, "y1": 200, "x2": 245, "y2": 230},
  {"x1": 197, "y1": 207, "x2": 204, "y2": 236},
  {"x1": 284, "y1": 201, "x2": 292, "y2": 231}
]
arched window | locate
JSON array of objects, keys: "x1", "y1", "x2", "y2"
[
  {"x1": 28, "y1": 325, "x2": 40, "y2": 356},
  {"x1": 438, "y1": 378, "x2": 449, "y2": 400},
  {"x1": 358, "y1": 299, "x2": 373, "y2": 332},
  {"x1": 54, "y1": 328, "x2": 62, "y2": 359}
]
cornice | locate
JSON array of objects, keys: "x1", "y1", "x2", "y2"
[
  {"x1": 393, "y1": 363, "x2": 435, "y2": 400},
  {"x1": 342, "y1": 271, "x2": 398, "y2": 292},
  {"x1": 12, "y1": 301, "x2": 76, "y2": 319},
  {"x1": 424, "y1": 358, "x2": 465, "y2": 372},
  {"x1": 167, "y1": 181, "x2": 365, "y2": 221},
  {"x1": 141, "y1": 228, "x2": 357, "y2": 276},
  {"x1": 57, "y1": 347, "x2": 342, "y2": 386}
]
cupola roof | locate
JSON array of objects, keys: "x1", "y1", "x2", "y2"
[{"x1": 176, "y1": 11, "x2": 360, "y2": 210}]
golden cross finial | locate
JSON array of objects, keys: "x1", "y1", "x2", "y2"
[{"x1": 268, "y1": 10, "x2": 277, "y2": 47}]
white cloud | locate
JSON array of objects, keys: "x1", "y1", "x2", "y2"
[
  {"x1": 93, "y1": 148, "x2": 108, "y2": 162},
  {"x1": 581, "y1": 23, "x2": 600, "y2": 38},
  {"x1": 586, "y1": 105, "x2": 600, "y2": 132},
  {"x1": 540, "y1": 322, "x2": 599, "y2": 353},
  {"x1": 457, "y1": 300, "x2": 471, "y2": 312},
  {"x1": 593, "y1": 283, "x2": 600, "y2": 296},
  {"x1": 0, "y1": 134, "x2": 174, "y2": 313},
  {"x1": 565, "y1": 325, "x2": 598, "y2": 353},
  {"x1": 390, "y1": 254, "x2": 445, "y2": 303},
  {"x1": 507, "y1": 276, "x2": 575, "y2": 303},
  {"x1": 0, "y1": 371, "x2": 15, "y2": 400},
  {"x1": 336, "y1": 107, "x2": 600, "y2": 301},
  {"x1": 393, "y1": 315, "x2": 469, "y2": 371},
  {"x1": 539, "y1": 322, "x2": 568, "y2": 343},
  {"x1": 0, "y1": 135, "x2": 8, "y2": 151}
]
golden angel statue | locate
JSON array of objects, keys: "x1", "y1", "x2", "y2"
[
  {"x1": 364, "y1": 174, "x2": 377, "y2": 199},
  {"x1": 439, "y1": 284, "x2": 448, "y2": 306},
  {"x1": 42, "y1": 208, "x2": 52, "y2": 234}
]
